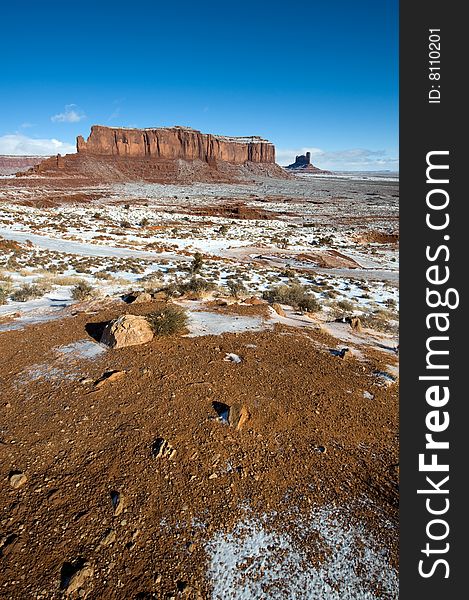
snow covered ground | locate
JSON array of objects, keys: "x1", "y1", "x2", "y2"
[{"x1": 0, "y1": 174, "x2": 398, "y2": 338}]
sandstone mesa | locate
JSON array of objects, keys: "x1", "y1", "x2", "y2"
[{"x1": 20, "y1": 125, "x2": 289, "y2": 183}]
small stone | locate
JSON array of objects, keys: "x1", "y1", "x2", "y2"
[
  {"x1": 9, "y1": 472, "x2": 27, "y2": 489},
  {"x1": 349, "y1": 316, "x2": 362, "y2": 331},
  {"x1": 208, "y1": 473, "x2": 218, "y2": 480},
  {"x1": 224, "y1": 352, "x2": 242, "y2": 363},
  {"x1": 94, "y1": 370, "x2": 126, "y2": 389},
  {"x1": 99, "y1": 529, "x2": 116, "y2": 547},
  {"x1": 110, "y1": 491, "x2": 125, "y2": 516},
  {"x1": 228, "y1": 403, "x2": 250, "y2": 431},
  {"x1": 243, "y1": 296, "x2": 266, "y2": 306},
  {"x1": 62, "y1": 561, "x2": 94, "y2": 596},
  {"x1": 151, "y1": 438, "x2": 176, "y2": 459}
]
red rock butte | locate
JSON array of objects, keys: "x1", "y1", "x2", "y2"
[
  {"x1": 22, "y1": 125, "x2": 288, "y2": 183},
  {"x1": 77, "y1": 125, "x2": 276, "y2": 164}
]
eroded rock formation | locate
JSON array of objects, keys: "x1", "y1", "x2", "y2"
[
  {"x1": 22, "y1": 125, "x2": 287, "y2": 183},
  {"x1": 77, "y1": 125, "x2": 275, "y2": 164},
  {"x1": 286, "y1": 151, "x2": 330, "y2": 174},
  {"x1": 0, "y1": 155, "x2": 47, "y2": 176}
]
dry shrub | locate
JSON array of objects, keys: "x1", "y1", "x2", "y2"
[
  {"x1": 11, "y1": 283, "x2": 50, "y2": 302},
  {"x1": 71, "y1": 281, "x2": 95, "y2": 301},
  {"x1": 262, "y1": 283, "x2": 321, "y2": 313},
  {"x1": 145, "y1": 305, "x2": 188, "y2": 336}
]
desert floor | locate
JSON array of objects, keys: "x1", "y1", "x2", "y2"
[{"x1": 0, "y1": 172, "x2": 399, "y2": 599}]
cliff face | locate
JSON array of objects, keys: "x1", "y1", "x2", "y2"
[
  {"x1": 76, "y1": 126, "x2": 276, "y2": 164},
  {"x1": 21, "y1": 125, "x2": 289, "y2": 183}
]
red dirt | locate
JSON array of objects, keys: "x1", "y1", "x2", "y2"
[{"x1": 0, "y1": 300, "x2": 398, "y2": 599}]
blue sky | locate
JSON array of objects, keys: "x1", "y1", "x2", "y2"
[{"x1": 0, "y1": 0, "x2": 398, "y2": 170}]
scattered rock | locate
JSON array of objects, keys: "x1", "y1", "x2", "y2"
[
  {"x1": 100, "y1": 314, "x2": 154, "y2": 349},
  {"x1": 374, "y1": 370, "x2": 397, "y2": 386},
  {"x1": 224, "y1": 353, "x2": 242, "y2": 363},
  {"x1": 272, "y1": 303, "x2": 286, "y2": 317},
  {"x1": 9, "y1": 471, "x2": 27, "y2": 489},
  {"x1": 243, "y1": 296, "x2": 266, "y2": 306},
  {"x1": 99, "y1": 529, "x2": 116, "y2": 547},
  {"x1": 152, "y1": 291, "x2": 168, "y2": 301},
  {"x1": 363, "y1": 391, "x2": 374, "y2": 400},
  {"x1": 151, "y1": 438, "x2": 176, "y2": 459},
  {"x1": 0, "y1": 533, "x2": 19, "y2": 558},
  {"x1": 314, "y1": 445, "x2": 327, "y2": 454},
  {"x1": 110, "y1": 491, "x2": 125, "y2": 516},
  {"x1": 126, "y1": 291, "x2": 152, "y2": 304},
  {"x1": 213, "y1": 298, "x2": 229, "y2": 307},
  {"x1": 228, "y1": 403, "x2": 250, "y2": 431},
  {"x1": 94, "y1": 370, "x2": 126, "y2": 389},
  {"x1": 212, "y1": 401, "x2": 250, "y2": 430},
  {"x1": 330, "y1": 347, "x2": 351, "y2": 359},
  {"x1": 60, "y1": 559, "x2": 94, "y2": 596}
]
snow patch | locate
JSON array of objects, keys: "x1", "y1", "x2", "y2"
[{"x1": 206, "y1": 505, "x2": 398, "y2": 600}]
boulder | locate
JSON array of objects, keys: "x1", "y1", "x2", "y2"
[
  {"x1": 243, "y1": 296, "x2": 266, "y2": 306},
  {"x1": 127, "y1": 291, "x2": 152, "y2": 304},
  {"x1": 100, "y1": 315, "x2": 154, "y2": 348},
  {"x1": 272, "y1": 303, "x2": 286, "y2": 317}
]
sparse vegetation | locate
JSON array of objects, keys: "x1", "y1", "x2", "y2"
[
  {"x1": 336, "y1": 299, "x2": 357, "y2": 312},
  {"x1": 178, "y1": 277, "x2": 216, "y2": 295},
  {"x1": 227, "y1": 280, "x2": 247, "y2": 299},
  {"x1": 361, "y1": 309, "x2": 399, "y2": 334},
  {"x1": 190, "y1": 252, "x2": 204, "y2": 275},
  {"x1": 71, "y1": 281, "x2": 94, "y2": 301},
  {"x1": 146, "y1": 305, "x2": 188, "y2": 336},
  {"x1": 263, "y1": 283, "x2": 321, "y2": 313},
  {"x1": 10, "y1": 283, "x2": 50, "y2": 302},
  {"x1": 0, "y1": 283, "x2": 12, "y2": 305}
]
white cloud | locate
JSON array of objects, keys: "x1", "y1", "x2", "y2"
[
  {"x1": 51, "y1": 104, "x2": 86, "y2": 123},
  {"x1": 0, "y1": 134, "x2": 76, "y2": 155},
  {"x1": 276, "y1": 147, "x2": 399, "y2": 172}
]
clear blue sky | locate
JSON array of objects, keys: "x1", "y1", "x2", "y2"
[{"x1": 0, "y1": 0, "x2": 398, "y2": 170}]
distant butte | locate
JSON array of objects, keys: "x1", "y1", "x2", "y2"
[
  {"x1": 21, "y1": 125, "x2": 290, "y2": 184},
  {"x1": 285, "y1": 151, "x2": 331, "y2": 174}
]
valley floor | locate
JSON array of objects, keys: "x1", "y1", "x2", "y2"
[{"x1": 0, "y1": 173, "x2": 399, "y2": 599}]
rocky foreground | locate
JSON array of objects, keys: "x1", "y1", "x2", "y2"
[
  {"x1": 0, "y1": 170, "x2": 399, "y2": 598},
  {"x1": 0, "y1": 296, "x2": 398, "y2": 599}
]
